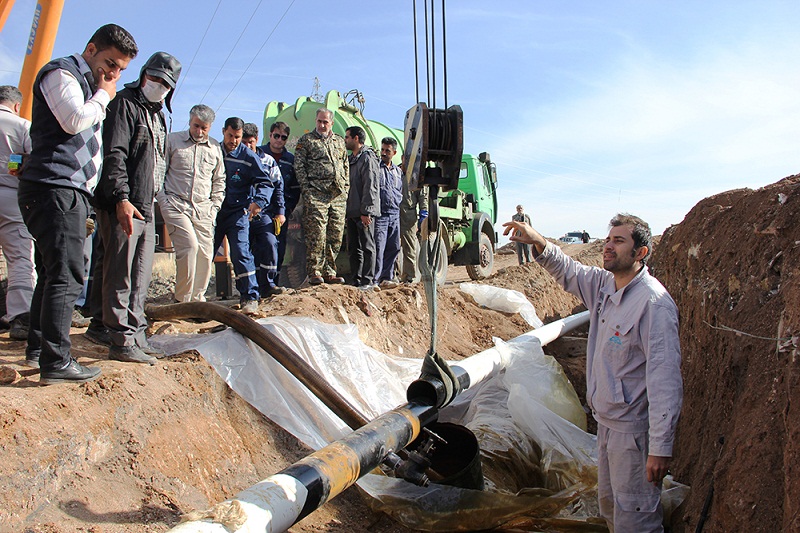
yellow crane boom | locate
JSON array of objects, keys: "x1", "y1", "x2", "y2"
[{"x1": 0, "y1": 0, "x2": 65, "y2": 120}]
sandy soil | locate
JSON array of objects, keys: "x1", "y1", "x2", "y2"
[
  {"x1": 652, "y1": 175, "x2": 800, "y2": 533},
  {"x1": 3, "y1": 172, "x2": 799, "y2": 533},
  {"x1": 0, "y1": 240, "x2": 592, "y2": 533}
]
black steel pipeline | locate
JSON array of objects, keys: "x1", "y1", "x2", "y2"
[{"x1": 144, "y1": 302, "x2": 370, "y2": 430}]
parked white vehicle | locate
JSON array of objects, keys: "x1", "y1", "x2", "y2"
[{"x1": 558, "y1": 231, "x2": 585, "y2": 244}]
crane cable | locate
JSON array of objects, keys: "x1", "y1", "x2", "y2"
[{"x1": 412, "y1": 0, "x2": 458, "y2": 409}]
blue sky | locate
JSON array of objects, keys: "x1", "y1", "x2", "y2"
[{"x1": 2, "y1": 1, "x2": 799, "y2": 241}]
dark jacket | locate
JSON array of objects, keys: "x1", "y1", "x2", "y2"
[
  {"x1": 219, "y1": 142, "x2": 273, "y2": 212},
  {"x1": 93, "y1": 87, "x2": 166, "y2": 222},
  {"x1": 346, "y1": 146, "x2": 381, "y2": 219},
  {"x1": 265, "y1": 143, "x2": 299, "y2": 214}
]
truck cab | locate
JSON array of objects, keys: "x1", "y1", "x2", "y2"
[{"x1": 433, "y1": 152, "x2": 498, "y2": 280}]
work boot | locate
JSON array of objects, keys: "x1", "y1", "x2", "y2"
[
  {"x1": 267, "y1": 285, "x2": 284, "y2": 296},
  {"x1": 308, "y1": 275, "x2": 324, "y2": 286},
  {"x1": 379, "y1": 279, "x2": 399, "y2": 289},
  {"x1": 324, "y1": 275, "x2": 345, "y2": 284},
  {"x1": 9, "y1": 316, "x2": 29, "y2": 341},
  {"x1": 240, "y1": 299, "x2": 259, "y2": 314},
  {"x1": 24, "y1": 348, "x2": 40, "y2": 369},
  {"x1": 137, "y1": 340, "x2": 166, "y2": 358},
  {"x1": 71, "y1": 309, "x2": 90, "y2": 328},
  {"x1": 40, "y1": 358, "x2": 101, "y2": 384},
  {"x1": 109, "y1": 344, "x2": 157, "y2": 365},
  {"x1": 84, "y1": 327, "x2": 111, "y2": 346}
]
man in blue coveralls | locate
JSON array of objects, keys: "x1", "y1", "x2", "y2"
[
  {"x1": 214, "y1": 117, "x2": 275, "y2": 314},
  {"x1": 242, "y1": 122, "x2": 284, "y2": 297}
]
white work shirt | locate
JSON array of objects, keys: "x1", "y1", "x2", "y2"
[{"x1": 0, "y1": 104, "x2": 31, "y2": 190}]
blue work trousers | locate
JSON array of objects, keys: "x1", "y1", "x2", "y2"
[
  {"x1": 249, "y1": 215, "x2": 279, "y2": 297},
  {"x1": 374, "y1": 213, "x2": 400, "y2": 283},
  {"x1": 214, "y1": 207, "x2": 259, "y2": 302}
]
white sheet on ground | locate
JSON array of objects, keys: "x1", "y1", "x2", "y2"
[
  {"x1": 151, "y1": 284, "x2": 687, "y2": 531},
  {"x1": 460, "y1": 282, "x2": 544, "y2": 328}
]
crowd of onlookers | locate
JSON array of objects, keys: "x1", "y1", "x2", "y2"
[
  {"x1": 0, "y1": 23, "x2": 428, "y2": 384},
  {"x1": 0, "y1": 22, "x2": 685, "y2": 533}
]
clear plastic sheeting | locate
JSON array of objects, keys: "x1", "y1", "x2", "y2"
[
  {"x1": 360, "y1": 335, "x2": 603, "y2": 531},
  {"x1": 153, "y1": 317, "x2": 419, "y2": 449},
  {"x1": 152, "y1": 313, "x2": 688, "y2": 531},
  {"x1": 460, "y1": 282, "x2": 544, "y2": 328}
]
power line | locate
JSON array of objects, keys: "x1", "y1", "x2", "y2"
[
  {"x1": 215, "y1": 0, "x2": 297, "y2": 113},
  {"x1": 196, "y1": 0, "x2": 266, "y2": 106},
  {"x1": 174, "y1": 0, "x2": 224, "y2": 95}
]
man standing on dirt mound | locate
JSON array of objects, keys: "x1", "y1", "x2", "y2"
[
  {"x1": 157, "y1": 104, "x2": 225, "y2": 303},
  {"x1": 511, "y1": 204, "x2": 532, "y2": 264},
  {"x1": 344, "y1": 125, "x2": 381, "y2": 290},
  {"x1": 213, "y1": 117, "x2": 275, "y2": 314},
  {"x1": 18, "y1": 24, "x2": 138, "y2": 383},
  {"x1": 294, "y1": 108, "x2": 349, "y2": 286},
  {"x1": 90, "y1": 51, "x2": 182, "y2": 365},
  {"x1": 503, "y1": 213, "x2": 683, "y2": 533}
]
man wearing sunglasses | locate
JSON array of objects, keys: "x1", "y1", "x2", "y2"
[{"x1": 264, "y1": 122, "x2": 298, "y2": 283}]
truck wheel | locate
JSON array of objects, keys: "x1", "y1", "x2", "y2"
[
  {"x1": 419, "y1": 232, "x2": 448, "y2": 285},
  {"x1": 466, "y1": 232, "x2": 493, "y2": 280}
]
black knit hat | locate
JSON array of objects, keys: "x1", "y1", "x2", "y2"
[{"x1": 126, "y1": 51, "x2": 182, "y2": 112}]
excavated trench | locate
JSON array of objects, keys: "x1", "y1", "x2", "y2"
[{"x1": 1, "y1": 246, "x2": 602, "y2": 532}]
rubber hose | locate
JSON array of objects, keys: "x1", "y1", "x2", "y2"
[{"x1": 145, "y1": 302, "x2": 370, "y2": 430}]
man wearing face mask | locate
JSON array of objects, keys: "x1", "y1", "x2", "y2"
[
  {"x1": 87, "y1": 52, "x2": 181, "y2": 365},
  {"x1": 156, "y1": 104, "x2": 225, "y2": 303}
]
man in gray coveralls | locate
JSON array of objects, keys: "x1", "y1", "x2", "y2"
[{"x1": 503, "y1": 212, "x2": 683, "y2": 533}]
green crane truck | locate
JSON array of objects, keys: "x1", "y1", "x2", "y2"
[{"x1": 265, "y1": 90, "x2": 498, "y2": 287}]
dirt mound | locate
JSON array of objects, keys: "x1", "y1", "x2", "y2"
[
  {"x1": 0, "y1": 246, "x2": 596, "y2": 532},
  {"x1": 651, "y1": 175, "x2": 800, "y2": 532},
  {"x1": 18, "y1": 174, "x2": 800, "y2": 533}
]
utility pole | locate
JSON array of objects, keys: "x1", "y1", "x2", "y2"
[{"x1": 310, "y1": 76, "x2": 323, "y2": 103}]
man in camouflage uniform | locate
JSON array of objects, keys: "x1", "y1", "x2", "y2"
[{"x1": 294, "y1": 108, "x2": 349, "y2": 285}]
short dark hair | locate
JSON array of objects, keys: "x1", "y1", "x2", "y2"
[
  {"x1": 224, "y1": 117, "x2": 244, "y2": 131},
  {"x1": 88, "y1": 24, "x2": 138, "y2": 58},
  {"x1": 346, "y1": 126, "x2": 366, "y2": 144},
  {"x1": 270, "y1": 121, "x2": 290, "y2": 135},
  {"x1": 381, "y1": 136, "x2": 397, "y2": 150},
  {"x1": 242, "y1": 122, "x2": 259, "y2": 140},
  {"x1": 609, "y1": 213, "x2": 652, "y2": 264},
  {"x1": 0, "y1": 85, "x2": 23, "y2": 105}
]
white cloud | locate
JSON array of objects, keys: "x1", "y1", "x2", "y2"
[{"x1": 486, "y1": 34, "x2": 800, "y2": 241}]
